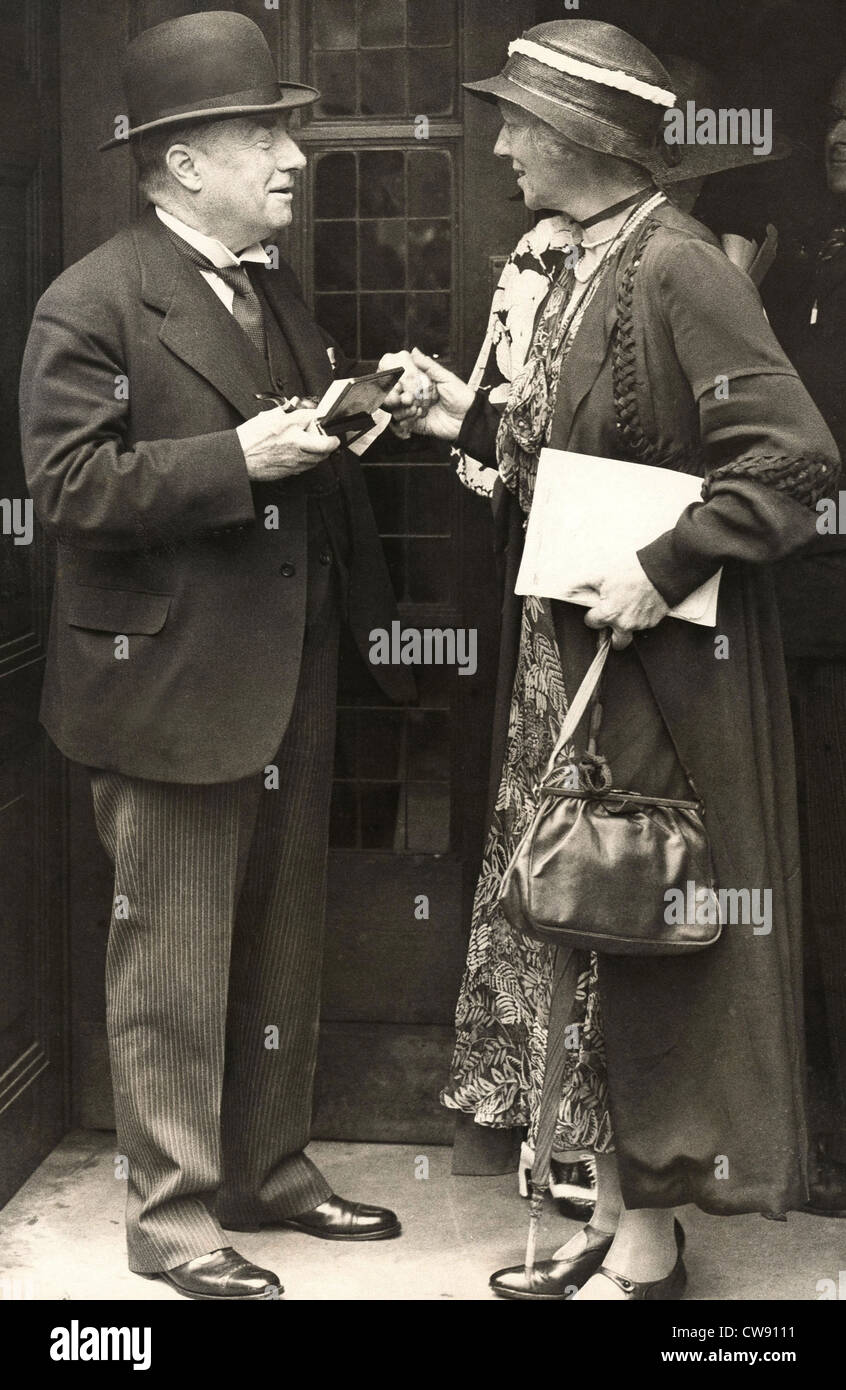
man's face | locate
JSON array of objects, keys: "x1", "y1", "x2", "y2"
[
  {"x1": 825, "y1": 72, "x2": 846, "y2": 198},
  {"x1": 493, "y1": 100, "x2": 581, "y2": 212},
  {"x1": 192, "y1": 113, "x2": 307, "y2": 249}
]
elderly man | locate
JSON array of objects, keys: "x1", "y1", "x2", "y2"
[
  {"x1": 772, "y1": 64, "x2": 846, "y2": 1220},
  {"x1": 19, "y1": 11, "x2": 414, "y2": 1299}
]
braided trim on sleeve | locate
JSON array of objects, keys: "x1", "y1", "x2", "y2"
[{"x1": 701, "y1": 452, "x2": 838, "y2": 507}]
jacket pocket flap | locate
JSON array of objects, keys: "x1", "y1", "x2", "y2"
[{"x1": 67, "y1": 586, "x2": 172, "y2": 635}]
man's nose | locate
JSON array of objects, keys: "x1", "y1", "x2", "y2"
[
  {"x1": 493, "y1": 125, "x2": 511, "y2": 158},
  {"x1": 277, "y1": 134, "x2": 307, "y2": 171}
]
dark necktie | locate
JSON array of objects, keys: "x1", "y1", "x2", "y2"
[{"x1": 165, "y1": 228, "x2": 267, "y2": 361}]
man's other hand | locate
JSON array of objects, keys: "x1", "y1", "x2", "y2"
[{"x1": 238, "y1": 407, "x2": 340, "y2": 481}]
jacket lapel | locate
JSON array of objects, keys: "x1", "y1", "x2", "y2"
[{"x1": 133, "y1": 207, "x2": 267, "y2": 420}]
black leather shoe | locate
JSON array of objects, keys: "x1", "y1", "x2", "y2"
[
  {"x1": 490, "y1": 1223, "x2": 614, "y2": 1300},
  {"x1": 594, "y1": 1255, "x2": 686, "y2": 1300},
  {"x1": 281, "y1": 1194, "x2": 401, "y2": 1241},
  {"x1": 154, "y1": 1247, "x2": 282, "y2": 1301},
  {"x1": 590, "y1": 1219, "x2": 687, "y2": 1301}
]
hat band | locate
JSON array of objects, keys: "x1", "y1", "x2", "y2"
[
  {"x1": 508, "y1": 37, "x2": 676, "y2": 108},
  {"x1": 154, "y1": 82, "x2": 283, "y2": 121},
  {"x1": 500, "y1": 54, "x2": 665, "y2": 146}
]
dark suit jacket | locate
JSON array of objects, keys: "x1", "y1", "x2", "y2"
[
  {"x1": 772, "y1": 238, "x2": 846, "y2": 660},
  {"x1": 19, "y1": 207, "x2": 413, "y2": 782}
]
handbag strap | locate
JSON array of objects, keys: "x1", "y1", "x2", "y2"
[{"x1": 543, "y1": 629, "x2": 613, "y2": 780}]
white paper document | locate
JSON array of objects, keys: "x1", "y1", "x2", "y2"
[{"x1": 515, "y1": 448, "x2": 722, "y2": 626}]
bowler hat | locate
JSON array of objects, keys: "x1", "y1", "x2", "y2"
[
  {"x1": 464, "y1": 20, "x2": 677, "y2": 173},
  {"x1": 100, "y1": 11, "x2": 319, "y2": 151}
]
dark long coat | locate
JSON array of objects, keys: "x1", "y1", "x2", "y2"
[
  {"x1": 19, "y1": 207, "x2": 413, "y2": 783},
  {"x1": 463, "y1": 203, "x2": 840, "y2": 1216}
]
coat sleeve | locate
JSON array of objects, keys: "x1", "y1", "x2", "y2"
[
  {"x1": 19, "y1": 282, "x2": 256, "y2": 552},
  {"x1": 635, "y1": 236, "x2": 841, "y2": 607}
]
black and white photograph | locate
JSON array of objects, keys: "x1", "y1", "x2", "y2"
[{"x1": 0, "y1": 0, "x2": 844, "y2": 1354}]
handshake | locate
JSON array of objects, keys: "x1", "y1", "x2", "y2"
[
  {"x1": 240, "y1": 349, "x2": 475, "y2": 483},
  {"x1": 378, "y1": 348, "x2": 476, "y2": 443}
]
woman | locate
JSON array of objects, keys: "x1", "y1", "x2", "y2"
[{"x1": 384, "y1": 18, "x2": 838, "y2": 1300}]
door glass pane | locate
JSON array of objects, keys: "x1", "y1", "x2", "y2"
[
  {"x1": 360, "y1": 0, "x2": 406, "y2": 48},
  {"x1": 314, "y1": 0, "x2": 358, "y2": 49},
  {"x1": 358, "y1": 709, "x2": 404, "y2": 778},
  {"x1": 359, "y1": 151, "x2": 405, "y2": 218},
  {"x1": 359, "y1": 50, "x2": 407, "y2": 115},
  {"x1": 365, "y1": 465, "x2": 405, "y2": 534},
  {"x1": 408, "y1": 0, "x2": 457, "y2": 47},
  {"x1": 315, "y1": 151, "x2": 357, "y2": 218},
  {"x1": 406, "y1": 783, "x2": 450, "y2": 853},
  {"x1": 360, "y1": 220, "x2": 406, "y2": 290},
  {"x1": 408, "y1": 150, "x2": 452, "y2": 218},
  {"x1": 315, "y1": 294, "x2": 357, "y2": 362},
  {"x1": 360, "y1": 293, "x2": 407, "y2": 358},
  {"x1": 407, "y1": 710, "x2": 450, "y2": 780},
  {"x1": 408, "y1": 48, "x2": 455, "y2": 116},
  {"x1": 407, "y1": 220, "x2": 451, "y2": 290},
  {"x1": 408, "y1": 466, "x2": 451, "y2": 534},
  {"x1": 314, "y1": 53, "x2": 357, "y2": 116},
  {"x1": 314, "y1": 221, "x2": 358, "y2": 292},
  {"x1": 407, "y1": 293, "x2": 451, "y2": 356},
  {"x1": 361, "y1": 783, "x2": 402, "y2": 849}
]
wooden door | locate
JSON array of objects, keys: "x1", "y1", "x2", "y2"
[
  {"x1": 272, "y1": 0, "x2": 532, "y2": 1140},
  {"x1": 0, "y1": 0, "x2": 67, "y2": 1206}
]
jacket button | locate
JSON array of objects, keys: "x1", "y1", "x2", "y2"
[
  {"x1": 280, "y1": 561, "x2": 296, "y2": 577},
  {"x1": 319, "y1": 550, "x2": 333, "y2": 566}
]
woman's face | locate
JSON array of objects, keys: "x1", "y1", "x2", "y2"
[{"x1": 494, "y1": 100, "x2": 581, "y2": 211}]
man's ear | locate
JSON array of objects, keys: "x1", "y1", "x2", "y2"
[{"x1": 165, "y1": 143, "x2": 203, "y2": 193}]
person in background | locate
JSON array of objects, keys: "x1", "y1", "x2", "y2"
[{"x1": 771, "y1": 63, "x2": 846, "y2": 1219}]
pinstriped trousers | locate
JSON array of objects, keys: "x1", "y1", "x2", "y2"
[{"x1": 91, "y1": 540, "x2": 340, "y2": 1273}]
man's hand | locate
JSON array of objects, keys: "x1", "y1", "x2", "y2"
[
  {"x1": 238, "y1": 406, "x2": 340, "y2": 481},
  {"x1": 379, "y1": 347, "x2": 476, "y2": 442},
  {"x1": 582, "y1": 556, "x2": 670, "y2": 650}
]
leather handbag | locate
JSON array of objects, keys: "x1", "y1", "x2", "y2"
[{"x1": 499, "y1": 631, "x2": 721, "y2": 956}]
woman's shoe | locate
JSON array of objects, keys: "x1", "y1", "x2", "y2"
[
  {"x1": 490, "y1": 1223, "x2": 614, "y2": 1300},
  {"x1": 588, "y1": 1219, "x2": 687, "y2": 1301},
  {"x1": 592, "y1": 1255, "x2": 687, "y2": 1300}
]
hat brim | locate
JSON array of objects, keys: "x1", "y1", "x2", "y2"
[
  {"x1": 657, "y1": 133, "x2": 794, "y2": 182},
  {"x1": 99, "y1": 83, "x2": 320, "y2": 150},
  {"x1": 463, "y1": 75, "x2": 658, "y2": 170}
]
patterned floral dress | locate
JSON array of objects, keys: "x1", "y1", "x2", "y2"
[{"x1": 440, "y1": 211, "x2": 655, "y2": 1157}]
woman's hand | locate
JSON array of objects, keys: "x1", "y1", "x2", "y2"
[
  {"x1": 379, "y1": 347, "x2": 476, "y2": 441},
  {"x1": 582, "y1": 557, "x2": 670, "y2": 650}
]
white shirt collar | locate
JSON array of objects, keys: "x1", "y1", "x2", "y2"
[{"x1": 155, "y1": 206, "x2": 268, "y2": 267}]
